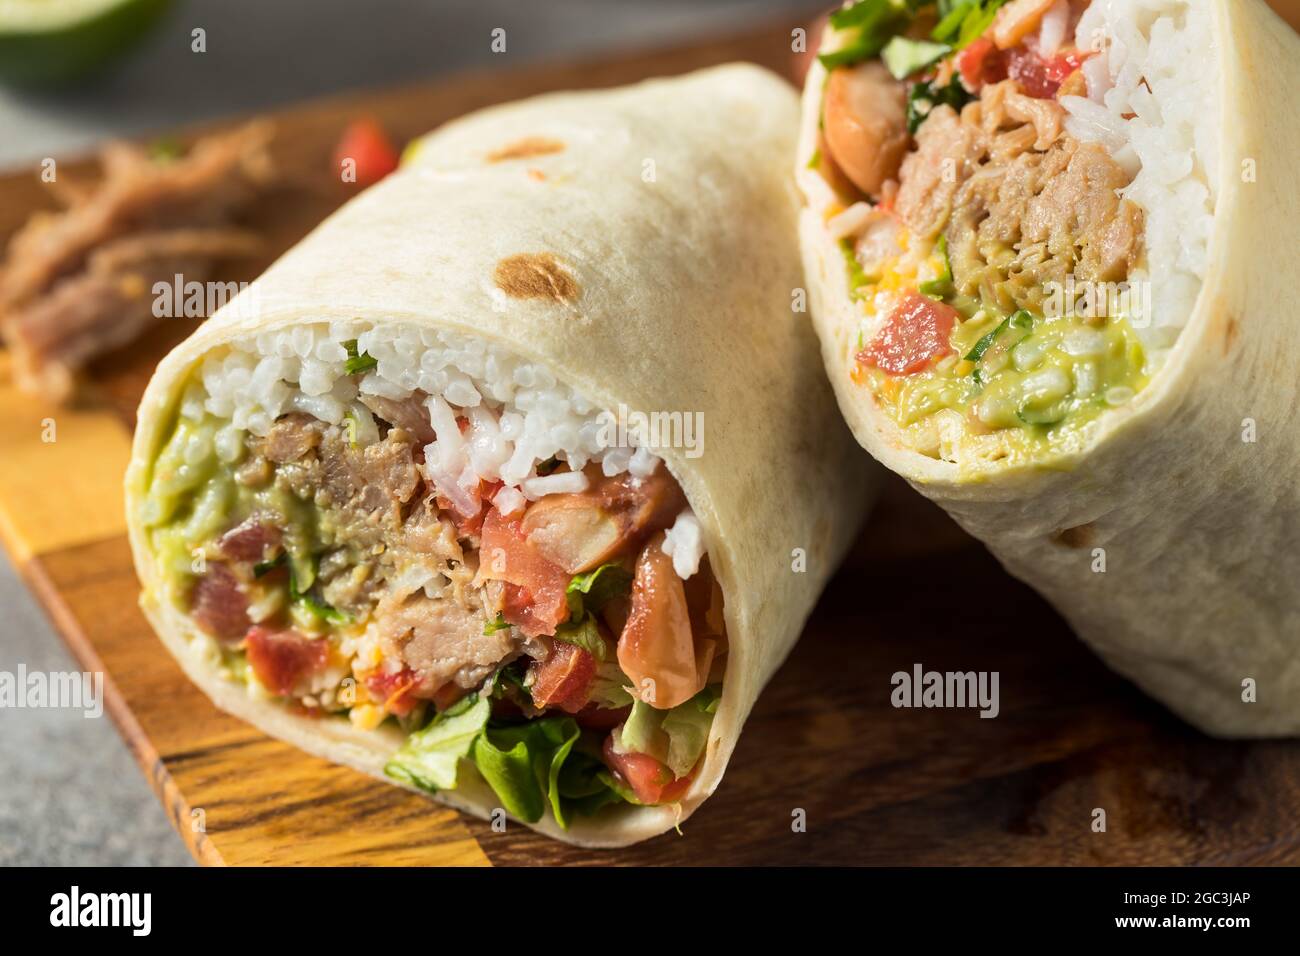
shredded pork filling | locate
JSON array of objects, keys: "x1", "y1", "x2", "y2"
[
  {"x1": 809, "y1": 0, "x2": 1212, "y2": 467},
  {"x1": 0, "y1": 123, "x2": 273, "y2": 401}
]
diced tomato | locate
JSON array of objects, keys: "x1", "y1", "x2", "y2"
[
  {"x1": 617, "y1": 533, "x2": 711, "y2": 711},
  {"x1": 463, "y1": 480, "x2": 503, "y2": 537},
  {"x1": 602, "y1": 734, "x2": 696, "y2": 806},
  {"x1": 957, "y1": 37, "x2": 1007, "y2": 90},
  {"x1": 364, "y1": 667, "x2": 418, "y2": 716},
  {"x1": 245, "y1": 626, "x2": 328, "y2": 697},
  {"x1": 1045, "y1": 50, "x2": 1088, "y2": 88},
  {"x1": 437, "y1": 479, "x2": 503, "y2": 538},
  {"x1": 479, "y1": 508, "x2": 571, "y2": 637},
  {"x1": 1008, "y1": 47, "x2": 1088, "y2": 99},
  {"x1": 857, "y1": 291, "x2": 958, "y2": 376},
  {"x1": 529, "y1": 641, "x2": 597, "y2": 713},
  {"x1": 334, "y1": 118, "x2": 399, "y2": 186}
]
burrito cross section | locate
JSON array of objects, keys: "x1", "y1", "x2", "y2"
[
  {"x1": 798, "y1": 0, "x2": 1300, "y2": 736},
  {"x1": 126, "y1": 64, "x2": 874, "y2": 845},
  {"x1": 142, "y1": 324, "x2": 722, "y2": 822},
  {"x1": 803, "y1": 0, "x2": 1215, "y2": 472}
]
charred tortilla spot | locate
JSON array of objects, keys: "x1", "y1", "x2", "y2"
[
  {"x1": 487, "y1": 137, "x2": 565, "y2": 162},
  {"x1": 1052, "y1": 524, "x2": 1094, "y2": 549},
  {"x1": 493, "y1": 253, "x2": 579, "y2": 304},
  {"x1": 1222, "y1": 313, "x2": 1240, "y2": 356}
]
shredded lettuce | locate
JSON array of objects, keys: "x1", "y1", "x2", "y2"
[
  {"x1": 473, "y1": 716, "x2": 616, "y2": 828},
  {"x1": 555, "y1": 563, "x2": 632, "y2": 663},
  {"x1": 587, "y1": 659, "x2": 634, "y2": 710},
  {"x1": 483, "y1": 612, "x2": 510, "y2": 635},
  {"x1": 384, "y1": 695, "x2": 490, "y2": 792},
  {"x1": 390, "y1": 692, "x2": 628, "y2": 828},
  {"x1": 932, "y1": 0, "x2": 971, "y2": 41},
  {"x1": 818, "y1": 0, "x2": 917, "y2": 70},
  {"x1": 565, "y1": 563, "x2": 632, "y2": 619},
  {"x1": 906, "y1": 72, "x2": 974, "y2": 134},
  {"x1": 960, "y1": 1, "x2": 1008, "y2": 48},
  {"x1": 552, "y1": 613, "x2": 608, "y2": 662},
  {"x1": 472, "y1": 722, "x2": 553, "y2": 823},
  {"x1": 558, "y1": 738, "x2": 634, "y2": 816},
  {"x1": 881, "y1": 36, "x2": 951, "y2": 80},
  {"x1": 486, "y1": 662, "x2": 531, "y2": 703},
  {"x1": 814, "y1": 0, "x2": 1006, "y2": 114},
  {"x1": 618, "y1": 686, "x2": 721, "y2": 779}
]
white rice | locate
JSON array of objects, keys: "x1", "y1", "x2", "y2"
[
  {"x1": 1062, "y1": 0, "x2": 1219, "y2": 354},
  {"x1": 183, "y1": 320, "x2": 706, "y2": 577},
  {"x1": 662, "y1": 510, "x2": 704, "y2": 579}
]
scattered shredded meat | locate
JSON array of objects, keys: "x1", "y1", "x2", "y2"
[
  {"x1": 895, "y1": 105, "x2": 984, "y2": 240},
  {"x1": 251, "y1": 414, "x2": 473, "y2": 615},
  {"x1": 376, "y1": 590, "x2": 515, "y2": 694},
  {"x1": 255, "y1": 414, "x2": 421, "y2": 528},
  {"x1": 895, "y1": 79, "x2": 1143, "y2": 313},
  {"x1": 319, "y1": 428, "x2": 420, "y2": 520},
  {"x1": 0, "y1": 122, "x2": 274, "y2": 402},
  {"x1": 987, "y1": 80, "x2": 1063, "y2": 150},
  {"x1": 257, "y1": 413, "x2": 321, "y2": 464},
  {"x1": 190, "y1": 563, "x2": 250, "y2": 643},
  {"x1": 358, "y1": 392, "x2": 436, "y2": 445}
]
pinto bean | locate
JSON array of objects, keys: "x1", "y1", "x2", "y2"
[{"x1": 822, "y1": 60, "x2": 910, "y2": 198}]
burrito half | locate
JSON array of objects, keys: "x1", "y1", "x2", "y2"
[
  {"x1": 126, "y1": 64, "x2": 873, "y2": 846},
  {"x1": 798, "y1": 0, "x2": 1300, "y2": 734}
]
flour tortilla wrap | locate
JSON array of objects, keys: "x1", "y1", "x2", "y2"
[
  {"x1": 126, "y1": 64, "x2": 874, "y2": 846},
  {"x1": 798, "y1": 1, "x2": 1300, "y2": 736}
]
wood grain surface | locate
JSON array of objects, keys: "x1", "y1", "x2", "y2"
[{"x1": 3, "y1": 15, "x2": 1298, "y2": 867}]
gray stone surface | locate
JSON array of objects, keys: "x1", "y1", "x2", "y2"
[
  {"x1": 0, "y1": 0, "x2": 818, "y2": 865},
  {"x1": 0, "y1": 557, "x2": 194, "y2": 865}
]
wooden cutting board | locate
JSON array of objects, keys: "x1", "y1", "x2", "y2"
[{"x1": 4, "y1": 18, "x2": 1299, "y2": 867}]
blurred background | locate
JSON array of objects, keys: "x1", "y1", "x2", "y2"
[
  {"x1": 0, "y1": 0, "x2": 827, "y2": 168},
  {"x1": 0, "y1": 0, "x2": 824, "y2": 866}
]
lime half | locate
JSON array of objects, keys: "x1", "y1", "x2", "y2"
[{"x1": 0, "y1": 0, "x2": 173, "y2": 87}]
